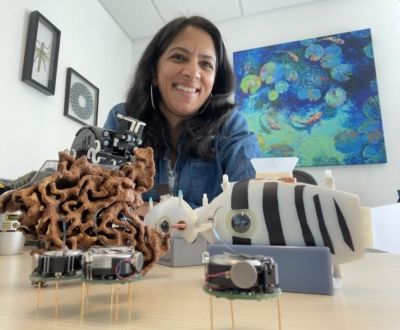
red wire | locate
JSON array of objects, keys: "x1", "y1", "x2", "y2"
[
  {"x1": 116, "y1": 258, "x2": 139, "y2": 280},
  {"x1": 205, "y1": 271, "x2": 228, "y2": 280}
]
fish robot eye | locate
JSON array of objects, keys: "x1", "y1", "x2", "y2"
[
  {"x1": 159, "y1": 218, "x2": 171, "y2": 234},
  {"x1": 230, "y1": 211, "x2": 252, "y2": 234}
]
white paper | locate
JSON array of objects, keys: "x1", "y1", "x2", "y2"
[
  {"x1": 251, "y1": 157, "x2": 299, "y2": 178},
  {"x1": 370, "y1": 203, "x2": 400, "y2": 254}
]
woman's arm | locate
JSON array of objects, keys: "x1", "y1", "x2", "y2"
[
  {"x1": 218, "y1": 110, "x2": 261, "y2": 181},
  {"x1": 103, "y1": 103, "x2": 126, "y2": 130}
]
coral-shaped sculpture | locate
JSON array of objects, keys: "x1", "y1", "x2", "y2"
[{"x1": 0, "y1": 148, "x2": 169, "y2": 274}]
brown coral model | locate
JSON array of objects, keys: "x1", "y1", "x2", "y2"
[{"x1": 0, "y1": 148, "x2": 169, "y2": 274}]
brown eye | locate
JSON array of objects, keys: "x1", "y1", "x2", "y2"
[
  {"x1": 201, "y1": 61, "x2": 214, "y2": 70},
  {"x1": 171, "y1": 54, "x2": 187, "y2": 62}
]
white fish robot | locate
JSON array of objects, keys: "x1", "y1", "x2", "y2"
[{"x1": 144, "y1": 159, "x2": 371, "y2": 266}]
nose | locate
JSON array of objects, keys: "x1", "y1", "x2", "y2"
[{"x1": 182, "y1": 61, "x2": 201, "y2": 80}]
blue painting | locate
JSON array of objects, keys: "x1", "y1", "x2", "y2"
[{"x1": 233, "y1": 29, "x2": 387, "y2": 167}]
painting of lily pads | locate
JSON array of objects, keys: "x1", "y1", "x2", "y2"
[{"x1": 233, "y1": 29, "x2": 387, "y2": 167}]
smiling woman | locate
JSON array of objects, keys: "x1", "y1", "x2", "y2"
[{"x1": 104, "y1": 16, "x2": 260, "y2": 208}]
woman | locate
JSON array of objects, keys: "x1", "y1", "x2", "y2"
[{"x1": 104, "y1": 16, "x2": 260, "y2": 208}]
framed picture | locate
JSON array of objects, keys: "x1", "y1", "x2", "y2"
[
  {"x1": 22, "y1": 10, "x2": 61, "y2": 95},
  {"x1": 64, "y1": 68, "x2": 99, "y2": 126},
  {"x1": 233, "y1": 28, "x2": 386, "y2": 167}
]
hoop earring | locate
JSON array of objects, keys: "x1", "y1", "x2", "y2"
[
  {"x1": 198, "y1": 93, "x2": 212, "y2": 114},
  {"x1": 150, "y1": 84, "x2": 156, "y2": 110}
]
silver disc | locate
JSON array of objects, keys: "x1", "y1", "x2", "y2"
[{"x1": 230, "y1": 261, "x2": 258, "y2": 289}]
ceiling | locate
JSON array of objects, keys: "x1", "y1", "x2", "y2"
[{"x1": 98, "y1": 0, "x2": 324, "y2": 41}]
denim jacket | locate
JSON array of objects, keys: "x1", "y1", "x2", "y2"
[{"x1": 104, "y1": 103, "x2": 260, "y2": 208}]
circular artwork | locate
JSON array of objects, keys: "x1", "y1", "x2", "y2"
[{"x1": 70, "y1": 82, "x2": 94, "y2": 120}]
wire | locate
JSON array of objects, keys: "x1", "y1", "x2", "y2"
[
  {"x1": 115, "y1": 258, "x2": 140, "y2": 280},
  {"x1": 205, "y1": 271, "x2": 229, "y2": 280},
  {"x1": 209, "y1": 207, "x2": 240, "y2": 255},
  {"x1": 62, "y1": 220, "x2": 67, "y2": 251}
]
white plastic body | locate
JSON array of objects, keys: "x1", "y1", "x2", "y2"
[
  {"x1": 195, "y1": 179, "x2": 366, "y2": 266},
  {"x1": 143, "y1": 196, "x2": 200, "y2": 243}
]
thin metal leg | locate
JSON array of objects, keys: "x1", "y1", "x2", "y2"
[
  {"x1": 209, "y1": 294, "x2": 214, "y2": 330},
  {"x1": 128, "y1": 283, "x2": 133, "y2": 314},
  {"x1": 80, "y1": 282, "x2": 86, "y2": 318},
  {"x1": 115, "y1": 284, "x2": 120, "y2": 321},
  {"x1": 110, "y1": 285, "x2": 114, "y2": 316},
  {"x1": 54, "y1": 280, "x2": 59, "y2": 318},
  {"x1": 277, "y1": 296, "x2": 282, "y2": 330},
  {"x1": 36, "y1": 281, "x2": 41, "y2": 309},
  {"x1": 230, "y1": 300, "x2": 235, "y2": 329}
]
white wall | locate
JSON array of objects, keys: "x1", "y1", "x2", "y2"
[
  {"x1": 130, "y1": 0, "x2": 400, "y2": 207},
  {"x1": 0, "y1": 0, "x2": 132, "y2": 179}
]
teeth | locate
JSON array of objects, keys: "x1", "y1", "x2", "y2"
[{"x1": 176, "y1": 84, "x2": 196, "y2": 93}]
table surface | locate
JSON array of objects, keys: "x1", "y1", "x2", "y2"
[{"x1": 0, "y1": 251, "x2": 399, "y2": 330}]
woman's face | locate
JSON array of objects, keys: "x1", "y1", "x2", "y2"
[{"x1": 155, "y1": 26, "x2": 217, "y2": 127}]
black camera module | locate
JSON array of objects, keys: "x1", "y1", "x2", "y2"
[{"x1": 203, "y1": 252, "x2": 279, "y2": 294}]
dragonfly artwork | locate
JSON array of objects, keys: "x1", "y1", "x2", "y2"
[
  {"x1": 34, "y1": 39, "x2": 52, "y2": 73},
  {"x1": 22, "y1": 11, "x2": 60, "y2": 95}
]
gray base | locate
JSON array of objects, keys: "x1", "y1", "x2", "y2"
[
  {"x1": 207, "y1": 244, "x2": 334, "y2": 295},
  {"x1": 158, "y1": 236, "x2": 208, "y2": 267}
]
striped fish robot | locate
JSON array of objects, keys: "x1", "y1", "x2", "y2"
[{"x1": 144, "y1": 173, "x2": 371, "y2": 266}]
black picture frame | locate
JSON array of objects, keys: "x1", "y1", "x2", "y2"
[
  {"x1": 64, "y1": 68, "x2": 99, "y2": 126},
  {"x1": 22, "y1": 11, "x2": 61, "y2": 95}
]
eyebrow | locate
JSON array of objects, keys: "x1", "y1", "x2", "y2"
[{"x1": 167, "y1": 46, "x2": 216, "y2": 63}]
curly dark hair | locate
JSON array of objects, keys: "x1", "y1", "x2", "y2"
[{"x1": 125, "y1": 16, "x2": 235, "y2": 160}]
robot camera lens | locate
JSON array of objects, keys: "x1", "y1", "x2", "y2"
[
  {"x1": 231, "y1": 212, "x2": 251, "y2": 234},
  {"x1": 160, "y1": 219, "x2": 170, "y2": 234}
]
